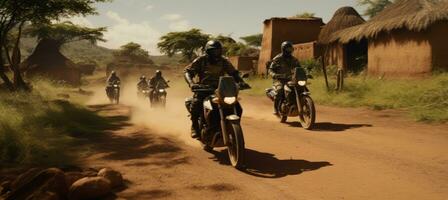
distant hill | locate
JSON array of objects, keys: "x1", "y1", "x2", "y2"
[{"x1": 20, "y1": 38, "x2": 183, "y2": 68}]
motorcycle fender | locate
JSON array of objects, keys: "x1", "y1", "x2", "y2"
[
  {"x1": 203, "y1": 100, "x2": 213, "y2": 111},
  {"x1": 226, "y1": 115, "x2": 240, "y2": 121}
]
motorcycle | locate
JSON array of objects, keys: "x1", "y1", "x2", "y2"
[
  {"x1": 185, "y1": 76, "x2": 251, "y2": 169},
  {"x1": 266, "y1": 67, "x2": 316, "y2": 130},
  {"x1": 150, "y1": 81, "x2": 169, "y2": 107},
  {"x1": 137, "y1": 87, "x2": 151, "y2": 101},
  {"x1": 106, "y1": 80, "x2": 120, "y2": 104}
]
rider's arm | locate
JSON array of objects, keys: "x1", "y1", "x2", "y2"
[
  {"x1": 223, "y1": 59, "x2": 245, "y2": 83},
  {"x1": 184, "y1": 57, "x2": 202, "y2": 87},
  {"x1": 269, "y1": 58, "x2": 281, "y2": 78}
]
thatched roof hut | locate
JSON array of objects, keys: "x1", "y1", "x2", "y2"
[
  {"x1": 329, "y1": 0, "x2": 448, "y2": 76},
  {"x1": 318, "y1": 7, "x2": 365, "y2": 44},
  {"x1": 318, "y1": 7, "x2": 367, "y2": 72},
  {"x1": 330, "y1": 0, "x2": 448, "y2": 43}
]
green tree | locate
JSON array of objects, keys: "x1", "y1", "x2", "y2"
[
  {"x1": 115, "y1": 42, "x2": 153, "y2": 64},
  {"x1": 240, "y1": 34, "x2": 263, "y2": 47},
  {"x1": 0, "y1": 0, "x2": 109, "y2": 91},
  {"x1": 357, "y1": 0, "x2": 393, "y2": 18},
  {"x1": 27, "y1": 22, "x2": 106, "y2": 47},
  {"x1": 293, "y1": 12, "x2": 316, "y2": 18},
  {"x1": 157, "y1": 28, "x2": 210, "y2": 62}
]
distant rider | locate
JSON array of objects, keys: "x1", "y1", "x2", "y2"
[
  {"x1": 106, "y1": 71, "x2": 121, "y2": 95},
  {"x1": 269, "y1": 41, "x2": 303, "y2": 115},
  {"x1": 184, "y1": 40, "x2": 250, "y2": 138},
  {"x1": 137, "y1": 75, "x2": 150, "y2": 91},
  {"x1": 149, "y1": 70, "x2": 169, "y2": 101}
]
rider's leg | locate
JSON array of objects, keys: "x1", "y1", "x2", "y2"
[
  {"x1": 273, "y1": 84, "x2": 284, "y2": 115},
  {"x1": 190, "y1": 93, "x2": 204, "y2": 138}
]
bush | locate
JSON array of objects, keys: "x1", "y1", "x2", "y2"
[{"x1": 0, "y1": 80, "x2": 109, "y2": 166}]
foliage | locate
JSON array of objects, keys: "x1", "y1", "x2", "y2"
[
  {"x1": 0, "y1": 79, "x2": 110, "y2": 165},
  {"x1": 157, "y1": 28, "x2": 210, "y2": 62},
  {"x1": 114, "y1": 42, "x2": 153, "y2": 64},
  {"x1": 357, "y1": 0, "x2": 393, "y2": 18},
  {"x1": 294, "y1": 12, "x2": 316, "y2": 18},
  {"x1": 225, "y1": 42, "x2": 259, "y2": 57},
  {"x1": 240, "y1": 34, "x2": 263, "y2": 47},
  {"x1": 26, "y1": 22, "x2": 106, "y2": 47}
]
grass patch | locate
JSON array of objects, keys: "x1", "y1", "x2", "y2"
[
  {"x1": 245, "y1": 73, "x2": 448, "y2": 123},
  {"x1": 0, "y1": 80, "x2": 111, "y2": 167}
]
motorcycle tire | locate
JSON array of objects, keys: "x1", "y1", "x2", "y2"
[
  {"x1": 226, "y1": 121, "x2": 246, "y2": 170},
  {"x1": 299, "y1": 96, "x2": 316, "y2": 130}
]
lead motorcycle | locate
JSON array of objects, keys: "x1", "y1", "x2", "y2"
[
  {"x1": 106, "y1": 80, "x2": 120, "y2": 104},
  {"x1": 266, "y1": 67, "x2": 316, "y2": 129},
  {"x1": 185, "y1": 76, "x2": 250, "y2": 169}
]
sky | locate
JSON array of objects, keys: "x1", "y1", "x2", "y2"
[{"x1": 70, "y1": 0, "x2": 361, "y2": 54}]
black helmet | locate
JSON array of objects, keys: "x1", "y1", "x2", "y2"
[
  {"x1": 281, "y1": 41, "x2": 294, "y2": 56},
  {"x1": 111, "y1": 71, "x2": 116, "y2": 76},
  {"x1": 155, "y1": 70, "x2": 162, "y2": 77},
  {"x1": 205, "y1": 40, "x2": 223, "y2": 58},
  {"x1": 140, "y1": 75, "x2": 146, "y2": 80}
]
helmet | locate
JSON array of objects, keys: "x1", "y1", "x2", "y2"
[
  {"x1": 205, "y1": 40, "x2": 223, "y2": 58},
  {"x1": 111, "y1": 71, "x2": 116, "y2": 76},
  {"x1": 281, "y1": 41, "x2": 294, "y2": 56},
  {"x1": 140, "y1": 75, "x2": 146, "y2": 81},
  {"x1": 155, "y1": 70, "x2": 162, "y2": 77}
]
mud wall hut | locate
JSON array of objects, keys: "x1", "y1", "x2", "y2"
[
  {"x1": 318, "y1": 7, "x2": 366, "y2": 72},
  {"x1": 229, "y1": 56, "x2": 258, "y2": 72},
  {"x1": 258, "y1": 17, "x2": 324, "y2": 75},
  {"x1": 331, "y1": 0, "x2": 448, "y2": 76},
  {"x1": 292, "y1": 41, "x2": 322, "y2": 61}
]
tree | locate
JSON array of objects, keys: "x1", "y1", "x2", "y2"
[
  {"x1": 0, "y1": 0, "x2": 109, "y2": 90},
  {"x1": 115, "y1": 42, "x2": 153, "y2": 64},
  {"x1": 357, "y1": 0, "x2": 393, "y2": 18},
  {"x1": 293, "y1": 12, "x2": 316, "y2": 18},
  {"x1": 157, "y1": 29, "x2": 210, "y2": 62},
  {"x1": 240, "y1": 34, "x2": 262, "y2": 47}
]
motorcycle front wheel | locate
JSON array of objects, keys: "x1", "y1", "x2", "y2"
[
  {"x1": 299, "y1": 96, "x2": 316, "y2": 130},
  {"x1": 226, "y1": 120, "x2": 245, "y2": 170}
]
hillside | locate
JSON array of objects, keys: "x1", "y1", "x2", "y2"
[{"x1": 20, "y1": 38, "x2": 183, "y2": 68}]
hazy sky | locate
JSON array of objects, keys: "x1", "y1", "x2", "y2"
[{"x1": 71, "y1": 0, "x2": 361, "y2": 54}]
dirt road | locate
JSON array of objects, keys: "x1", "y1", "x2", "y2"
[{"x1": 84, "y1": 82, "x2": 448, "y2": 200}]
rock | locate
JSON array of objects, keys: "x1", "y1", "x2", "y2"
[
  {"x1": 69, "y1": 177, "x2": 111, "y2": 200},
  {"x1": 5, "y1": 168, "x2": 68, "y2": 200},
  {"x1": 97, "y1": 168, "x2": 123, "y2": 188},
  {"x1": 0, "y1": 181, "x2": 11, "y2": 195},
  {"x1": 10, "y1": 168, "x2": 42, "y2": 191},
  {"x1": 64, "y1": 170, "x2": 98, "y2": 188}
]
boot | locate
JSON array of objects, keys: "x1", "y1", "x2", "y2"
[
  {"x1": 273, "y1": 98, "x2": 281, "y2": 116},
  {"x1": 191, "y1": 121, "x2": 200, "y2": 139}
]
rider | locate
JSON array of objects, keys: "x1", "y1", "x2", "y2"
[
  {"x1": 137, "y1": 75, "x2": 150, "y2": 91},
  {"x1": 149, "y1": 70, "x2": 169, "y2": 101},
  {"x1": 106, "y1": 71, "x2": 121, "y2": 95},
  {"x1": 184, "y1": 40, "x2": 250, "y2": 138},
  {"x1": 269, "y1": 41, "x2": 303, "y2": 115}
]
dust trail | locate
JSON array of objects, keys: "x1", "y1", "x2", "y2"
[{"x1": 87, "y1": 76, "x2": 201, "y2": 147}]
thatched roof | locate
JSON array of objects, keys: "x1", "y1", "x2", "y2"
[
  {"x1": 318, "y1": 7, "x2": 365, "y2": 44},
  {"x1": 330, "y1": 0, "x2": 448, "y2": 43}
]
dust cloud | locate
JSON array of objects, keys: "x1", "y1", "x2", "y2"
[{"x1": 87, "y1": 76, "x2": 201, "y2": 147}]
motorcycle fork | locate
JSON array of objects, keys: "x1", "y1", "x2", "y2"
[
  {"x1": 294, "y1": 87, "x2": 303, "y2": 115},
  {"x1": 218, "y1": 105, "x2": 230, "y2": 146}
]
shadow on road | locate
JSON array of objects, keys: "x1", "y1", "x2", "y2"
[
  {"x1": 313, "y1": 122, "x2": 372, "y2": 132},
  {"x1": 286, "y1": 121, "x2": 372, "y2": 132},
  {"x1": 211, "y1": 149, "x2": 332, "y2": 178}
]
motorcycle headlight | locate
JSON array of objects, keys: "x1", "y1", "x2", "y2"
[
  {"x1": 223, "y1": 97, "x2": 237, "y2": 105},
  {"x1": 159, "y1": 89, "x2": 165, "y2": 93},
  {"x1": 114, "y1": 84, "x2": 118, "y2": 87},
  {"x1": 298, "y1": 81, "x2": 307, "y2": 86}
]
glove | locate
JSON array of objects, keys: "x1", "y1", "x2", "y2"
[{"x1": 239, "y1": 82, "x2": 251, "y2": 90}]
